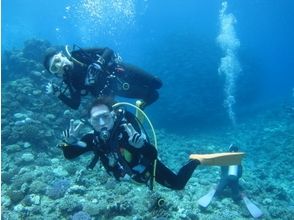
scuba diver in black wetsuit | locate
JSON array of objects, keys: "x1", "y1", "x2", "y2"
[
  {"x1": 43, "y1": 45, "x2": 162, "y2": 110},
  {"x1": 214, "y1": 145, "x2": 243, "y2": 201},
  {"x1": 197, "y1": 145, "x2": 263, "y2": 218},
  {"x1": 59, "y1": 97, "x2": 199, "y2": 190}
]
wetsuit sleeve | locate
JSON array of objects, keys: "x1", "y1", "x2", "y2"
[
  {"x1": 57, "y1": 82, "x2": 81, "y2": 110},
  {"x1": 61, "y1": 134, "x2": 93, "y2": 159}
]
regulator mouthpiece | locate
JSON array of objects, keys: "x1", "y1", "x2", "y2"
[{"x1": 100, "y1": 128, "x2": 110, "y2": 141}]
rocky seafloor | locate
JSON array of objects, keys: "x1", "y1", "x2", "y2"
[{"x1": 1, "y1": 39, "x2": 294, "y2": 219}]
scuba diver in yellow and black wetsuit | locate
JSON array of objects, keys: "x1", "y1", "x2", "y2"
[
  {"x1": 59, "y1": 97, "x2": 245, "y2": 190},
  {"x1": 43, "y1": 45, "x2": 162, "y2": 110},
  {"x1": 60, "y1": 97, "x2": 198, "y2": 190}
]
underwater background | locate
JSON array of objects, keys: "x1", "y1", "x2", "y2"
[{"x1": 1, "y1": 0, "x2": 294, "y2": 219}]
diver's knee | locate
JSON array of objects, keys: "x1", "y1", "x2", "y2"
[
  {"x1": 152, "y1": 77, "x2": 162, "y2": 89},
  {"x1": 144, "y1": 91, "x2": 159, "y2": 106},
  {"x1": 172, "y1": 183, "x2": 185, "y2": 190}
]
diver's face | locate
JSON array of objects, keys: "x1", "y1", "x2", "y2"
[
  {"x1": 49, "y1": 52, "x2": 73, "y2": 77},
  {"x1": 90, "y1": 105, "x2": 115, "y2": 132}
]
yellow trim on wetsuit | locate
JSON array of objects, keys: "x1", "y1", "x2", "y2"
[
  {"x1": 112, "y1": 102, "x2": 158, "y2": 190},
  {"x1": 120, "y1": 148, "x2": 132, "y2": 162}
]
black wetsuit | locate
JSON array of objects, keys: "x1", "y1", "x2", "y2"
[
  {"x1": 215, "y1": 165, "x2": 243, "y2": 201},
  {"x1": 57, "y1": 47, "x2": 162, "y2": 109},
  {"x1": 61, "y1": 111, "x2": 198, "y2": 190}
]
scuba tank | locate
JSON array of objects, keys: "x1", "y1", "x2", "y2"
[{"x1": 228, "y1": 165, "x2": 238, "y2": 177}]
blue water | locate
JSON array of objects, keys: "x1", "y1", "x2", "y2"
[
  {"x1": 2, "y1": 0, "x2": 294, "y2": 130},
  {"x1": 2, "y1": 1, "x2": 294, "y2": 219}
]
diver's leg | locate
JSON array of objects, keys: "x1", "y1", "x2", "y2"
[
  {"x1": 116, "y1": 84, "x2": 159, "y2": 106},
  {"x1": 215, "y1": 178, "x2": 228, "y2": 198},
  {"x1": 155, "y1": 160, "x2": 199, "y2": 190},
  {"x1": 120, "y1": 63, "x2": 162, "y2": 89},
  {"x1": 230, "y1": 180, "x2": 242, "y2": 202},
  {"x1": 140, "y1": 90, "x2": 159, "y2": 106}
]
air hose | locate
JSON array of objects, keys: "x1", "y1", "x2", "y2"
[
  {"x1": 65, "y1": 45, "x2": 86, "y2": 67},
  {"x1": 112, "y1": 102, "x2": 158, "y2": 190}
]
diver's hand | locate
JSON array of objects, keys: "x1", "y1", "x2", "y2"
[
  {"x1": 46, "y1": 82, "x2": 53, "y2": 94},
  {"x1": 86, "y1": 63, "x2": 103, "y2": 85},
  {"x1": 121, "y1": 174, "x2": 132, "y2": 181},
  {"x1": 62, "y1": 119, "x2": 84, "y2": 144},
  {"x1": 46, "y1": 82, "x2": 60, "y2": 96},
  {"x1": 122, "y1": 123, "x2": 146, "y2": 148}
]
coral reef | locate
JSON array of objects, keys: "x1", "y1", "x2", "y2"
[
  {"x1": 7, "y1": 190, "x2": 25, "y2": 204},
  {"x1": 58, "y1": 195, "x2": 83, "y2": 215},
  {"x1": 71, "y1": 211, "x2": 91, "y2": 220},
  {"x1": 1, "y1": 39, "x2": 294, "y2": 219},
  {"x1": 105, "y1": 200, "x2": 133, "y2": 218},
  {"x1": 22, "y1": 39, "x2": 51, "y2": 63},
  {"x1": 46, "y1": 179, "x2": 71, "y2": 200}
]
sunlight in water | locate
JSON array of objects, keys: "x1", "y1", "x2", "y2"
[
  {"x1": 217, "y1": 1, "x2": 241, "y2": 126},
  {"x1": 81, "y1": 0, "x2": 136, "y2": 24},
  {"x1": 66, "y1": 0, "x2": 139, "y2": 44}
]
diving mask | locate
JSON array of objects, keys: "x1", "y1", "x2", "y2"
[
  {"x1": 49, "y1": 52, "x2": 72, "y2": 76},
  {"x1": 90, "y1": 109, "x2": 115, "y2": 133}
]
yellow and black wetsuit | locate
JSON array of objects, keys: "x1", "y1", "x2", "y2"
[{"x1": 61, "y1": 111, "x2": 199, "y2": 190}]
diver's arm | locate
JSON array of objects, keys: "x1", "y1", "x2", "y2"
[
  {"x1": 62, "y1": 144, "x2": 90, "y2": 159},
  {"x1": 57, "y1": 83, "x2": 81, "y2": 110},
  {"x1": 61, "y1": 134, "x2": 93, "y2": 159}
]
